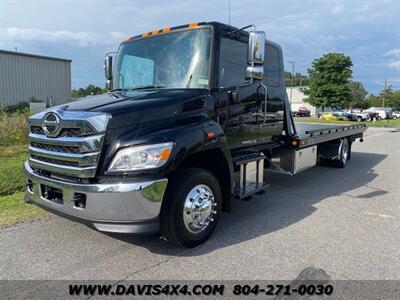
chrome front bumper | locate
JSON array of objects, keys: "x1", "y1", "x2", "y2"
[{"x1": 23, "y1": 161, "x2": 167, "y2": 234}]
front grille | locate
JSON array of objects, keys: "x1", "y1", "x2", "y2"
[
  {"x1": 31, "y1": 154, "x2": 79, "y2": 167},
  {"x1": 59, "y1": 128, "x2": 81, "y2": 137},
  {"x1": 28, "y1": 109, "x2": 110, "y2": 179},
  {"x1": 30, "y1": 141, "x2": 80, "y2": 153},
  {"x1": 31, "y1": 126, "x2": 44, "y2": 135},
  {"x1": 32, "y1": 167, "x2": 91, "y2": 184}
]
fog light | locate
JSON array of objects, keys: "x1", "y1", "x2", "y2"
[
  {"x1": 73, "y1": 193, "x2": 86, "y2": 209},
  {"x1": 27, "y1": 180, "x2": 33, "y2": 193}
]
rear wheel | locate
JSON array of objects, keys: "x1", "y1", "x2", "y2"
[
  {"x1": 357, "y1": 116, "x2": 363, "y2": 122},
  {"x1": 160, "y1": 168, "x2": 222, "y2": 248},
  {"x1": 334, "y1": 138, "x2": 350, "y2": 168}
]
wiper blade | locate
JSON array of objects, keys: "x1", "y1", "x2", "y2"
[
  {"x1": 110, "y1": 88, "x2": 127, "y2": 92},
  {"x1": 129, "y1": 85, "x2": 166, "y2": 90},
  {"x1": 110, "y1": 85, "x2": 165, "y2": 93}
]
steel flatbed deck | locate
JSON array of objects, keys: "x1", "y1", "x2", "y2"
[{"x1": 295, "y1": 123, "x2": 367, "y2": 148}]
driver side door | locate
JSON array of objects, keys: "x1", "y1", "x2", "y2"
[{"x1": 216, "y1": 35, "x2": 262, "y2": 149}]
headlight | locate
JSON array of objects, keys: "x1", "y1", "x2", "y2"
[{"x1": 108, "y1": 142, "x2": 174, "y2": 172}]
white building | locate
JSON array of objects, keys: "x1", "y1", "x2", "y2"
[{"x1": 286, "y1": 86, "x2": 322, "y2": 116}]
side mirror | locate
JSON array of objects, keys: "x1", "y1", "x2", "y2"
[
  {"x1": 246, "y1": 31, "x2": 265, "y2": 81},
  {"x1": 104, "y1": 55, "x2": 113, "y2": 80},
  {"x1": 105, "y1": 79, "x2": 112, "y2": 91},
  {"x1": 248, "y1": 31, "x2": 265, "y2": 65}
]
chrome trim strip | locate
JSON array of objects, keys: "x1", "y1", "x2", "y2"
[
  {"x1": 29, "y1": 158, "x2": 97, "y2": 178},
  {"x1": 29, "y1": 146, "x2": 100, "y2": 166},
  {"x1": 24, "y1": 161, "x2": 167, "y2": 194},
  {"x1": 29, "y1": 133, "x2": 104, "y2": 153}
]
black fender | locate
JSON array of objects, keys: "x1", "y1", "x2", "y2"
[{"x1": 100, "y1": 120, "x2": 234, "y2": 210}]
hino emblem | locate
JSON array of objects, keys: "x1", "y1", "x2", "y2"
[{"x1": 42, "y1": 112, "x2": 61, "y2": 137}]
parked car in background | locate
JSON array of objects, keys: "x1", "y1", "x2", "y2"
[
  {"x1": 320, "y1": 111, "x2": 356, "y2": 121},
  {"x1": 393, "y1": 111, "x2": 400, "y2": 119},
  {"x1": 292, "y1": 106, "x2": 311, "y2": 117},
  {"x1": 344, "y1": 109, "x2": 370, "y2": 122},
  {"x1": 364, "y1": 107, "x2": 394, "y2": 119}
]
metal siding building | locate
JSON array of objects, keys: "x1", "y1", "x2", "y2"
[{"x1": 0, "y1": 50, "x2": 71, "y2": 108}]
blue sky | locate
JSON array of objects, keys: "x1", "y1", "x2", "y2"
[{"x1": 0, "y1": 0, "x2": 399, "y2": 94}]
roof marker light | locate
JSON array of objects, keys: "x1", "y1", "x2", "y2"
[{"x1": 188, "y1": 22, "x2": 198, "y2": 28}]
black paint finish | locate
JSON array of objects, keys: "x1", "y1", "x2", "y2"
[{"x1": 58, "y1": 22, "x2": 289, "y2": 189}]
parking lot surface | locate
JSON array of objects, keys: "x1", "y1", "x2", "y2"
[{"x1": 1, "y1": 127, "x2": 399, "y2": 280}]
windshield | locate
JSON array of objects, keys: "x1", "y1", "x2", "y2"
[{"x1": 113, "y1": 28, "x2": 211, "y2": 90}]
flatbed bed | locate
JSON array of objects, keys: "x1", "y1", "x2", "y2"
[{"x1": 295, "y1": 122, "x2": 367, "y2": 148}]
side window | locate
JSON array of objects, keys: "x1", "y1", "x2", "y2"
[
  {"x1": 264, "y1": 45, "x2": 280, "y2": 87},
  {"x1": 219, "y1": 38, "x2": 248, "y2": 88}
]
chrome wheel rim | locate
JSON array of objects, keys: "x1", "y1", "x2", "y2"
[
  {"x1": 342, "y1": 139, "x2": 349, "y2": 163},
  {"x1": 183, "y1": 184, "x2": 217, "y2": 234}
]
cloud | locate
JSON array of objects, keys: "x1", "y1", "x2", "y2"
[
  {"x1": 384, "y1": 48, "x2": 400, "y2": 70},
  {"x1": 387, "y1": 61, "x2": 400, "y2": 70},
  {"x1": 0, "y1": 27, "x2": 126, "y2": 47},
  {"x1": 384, "y1": 49, "x2": 400, "y2": 58}
]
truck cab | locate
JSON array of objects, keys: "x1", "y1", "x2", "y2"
[{"x1": 24, "y1": 22, "x2": 366, "y2": 247}]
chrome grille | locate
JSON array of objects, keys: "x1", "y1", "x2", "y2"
[
  {"x1": 31, "y1": 126, "x2": 44, "y2": 135},
  {"x1": 27, "y1": 109, "x2": 110, "y2": 179},
  {"x1": 31, "y1": 154, "x2": 80, "y2": 167},
  {"x1": 59, "y1": 128, "x2": 81, "y2": 137},
  {"x1": 30, "y1": 141, "x2": 79, "y2": 153}
]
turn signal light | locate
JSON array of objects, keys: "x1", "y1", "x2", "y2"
[{"x1": 160, "y1": 148, "x2": 172, "y2": 161}]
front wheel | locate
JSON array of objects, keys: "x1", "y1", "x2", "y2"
[{"x1": 160, "y1": 168, "x2": 222, "y2": 248}]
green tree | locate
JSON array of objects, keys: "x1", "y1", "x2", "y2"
[
  {"x1": 365, "y1": 87, "x2": 400, "y2": 111},
  {"x1": 366, "y1": 94, "x2": 381, "y2": 107},
  {"x1": 385, "y1": 87, "x2": 400, "y2": 111},
  {"x1": 348, "y1": 81, "x2": 368, "y2": 109},
  {"x1": 303, "y1": 53, "x2": 353, "y2": 111},
  {"x1": 72, "y1": 85, "x2": 106, "y2": 98}
]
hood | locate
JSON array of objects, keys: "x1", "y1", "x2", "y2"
[{"x1": 60, "y1": 89, "x2": 209, "y2": 129}]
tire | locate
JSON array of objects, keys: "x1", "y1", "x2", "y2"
[
  {"x1": 333, "y1": 138, "x2": 350, "y2": 168},
  {"x1": 357, "y1": 116, "x2": 362, "y2": 122},
  {"x1": 160, "y1": 168, "x2": 222, "y2": 248}
]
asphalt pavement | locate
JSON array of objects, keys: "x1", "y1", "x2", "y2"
[{"x1": 1, "y1": 126, "x2": 399, "y2": 280}]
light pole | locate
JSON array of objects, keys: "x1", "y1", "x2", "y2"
[{"x1": 289, "y1": 60, "x2": 295, "y2": 103}]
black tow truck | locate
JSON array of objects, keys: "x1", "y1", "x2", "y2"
[{"x1": 24, "y1": 22, "x2": 366, "y2": 247}]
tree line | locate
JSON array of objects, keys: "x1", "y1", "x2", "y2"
[
  {"x1": 286, "y1": 53, "x2": 400, "y2": 111},
  {"x1": 71, "y1": 85, "x2": 106, "y2": 98}
]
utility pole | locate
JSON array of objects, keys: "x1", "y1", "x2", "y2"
[
  {"x1": 382, "y1": 77, "x2": 387, "y2": 108},
  {"x1": 289, "y1": 60, "x2": 295, "y2": 102},
  {"x1": 228, "y1": 0, "x2": 231, "y2": 25}
]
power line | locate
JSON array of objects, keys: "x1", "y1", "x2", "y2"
[{"x1": 383, "y1": 77, "x2": 387, "y2": 107}]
